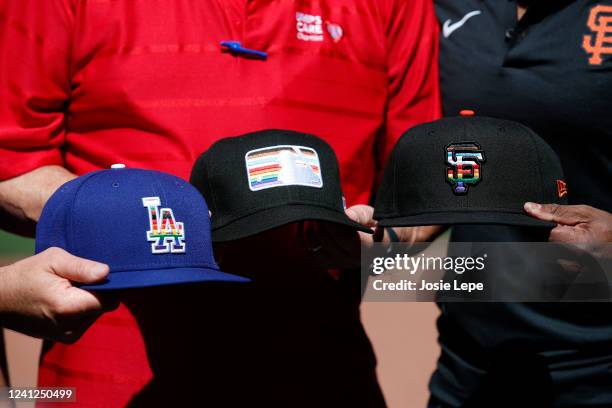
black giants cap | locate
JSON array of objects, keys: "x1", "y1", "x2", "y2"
[
  {"x1": 374, "y1": 116, "x2": 569, "y2": 228},
  {"x1": 190, "y1": 129, "x2": 372, "y2": 242}
]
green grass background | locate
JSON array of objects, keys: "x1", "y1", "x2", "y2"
[{"x1": 0, "y1": 230, "x2": 34, "y2": 260}]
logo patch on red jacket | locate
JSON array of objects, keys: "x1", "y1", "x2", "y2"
[
  {"x1": 326, "y1": 21, "x2": 343, "y2": 42},
  {"x1": 296, "y1": 12, "x2": 324, "y2": 42}
]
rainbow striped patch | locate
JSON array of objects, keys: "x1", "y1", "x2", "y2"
[{"x1": 245, "y1": 145, "x2": 323, "y2": 191}]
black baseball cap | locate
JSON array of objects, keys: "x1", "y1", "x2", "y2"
[
  {"x1": 374, "y1": 116, "x2": 569, "y2": 228},
  {"x1": 190, "y1": 129, "x2": 372, "y2": 242}
]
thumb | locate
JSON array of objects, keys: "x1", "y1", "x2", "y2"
[
  {"x1": 524, "y1": 202, "x2": 585, "y2": 226},
  {"x1": 345, "y1": 205, "x2": 376, "y2": 228},
  {"x1": 48, "y1": 249, "x2": 109, "y2": 284},
  {"x1": 55, "y1": 286, "x2": 107, "y2": 316}
]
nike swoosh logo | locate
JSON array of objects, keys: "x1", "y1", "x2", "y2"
[{"x1": 442, "y1": 10, "x2": 482, "y2": 38}]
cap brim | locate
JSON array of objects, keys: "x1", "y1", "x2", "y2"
[
  {"x1": 377, "y1": 211, "x2": 556, "y2": 228},
  {"x1": 78, "y1": 266, "x2": 250, "y2": 291},
  {"x1": 212, "y1": 204, "x2": 373, "y2": 242}
]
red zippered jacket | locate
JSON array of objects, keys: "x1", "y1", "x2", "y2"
[{"x1": 0, "y1": 0, "x2": 440, "y2": 406}]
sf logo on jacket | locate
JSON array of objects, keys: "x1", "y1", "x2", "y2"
[
  {"x1": 583, "y1": 4, "x2": 612, "y2": 65},
  {"x1": 446, "y1": 143, "x2": 485, "y2": 194},
  {"x1": 142, "y1": 197, "x2": 186, "y2": 253}
]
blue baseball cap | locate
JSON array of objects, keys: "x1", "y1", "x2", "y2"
[{"x1": 35, "y1": 167, "x2": 249, "y2": 291}]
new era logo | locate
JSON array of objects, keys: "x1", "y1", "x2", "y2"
[{"x1": 557, "y1": 180, "x2": 568, "y2": 198}]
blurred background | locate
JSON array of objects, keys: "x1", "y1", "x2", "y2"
[
  {"x1": 1, "y1": 230, "x2": 40, "y2": 408},
  {"x1": 0, "y1": 230, "x2": 443, "y2": 408}
]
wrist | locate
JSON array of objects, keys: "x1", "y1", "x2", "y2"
[
  {"x1": 0, "y1": 265, "x2": 9, "y2": 315},
  {"x1": 0, "y1": 262, "x2": 22, "y2": 317},
  {"x1": 30, "y1": 166, "x2": 77, "y2": 221},
  {"x1": 0, "y1": 165, "x2": 76, "y2": 222}
]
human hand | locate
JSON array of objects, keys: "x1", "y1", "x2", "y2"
[
  {"x1": 0, "y1": 165, "x2": 76, "y2": 222},
  {"x1": 0, "y1": 248, "x2": 118, "y2": 343},
  {"x1": 524, "y1": 203, "x2": 612, "y2": 243},
  {"x1": 524, "y1": 202, "x2": 612, "y2": 258},
  {"x1": 304, "y1": 205, "x2": 444, "y2": 269},
  {"x1": 0, "y1": 165, "x2": 76, "y2": 236}
]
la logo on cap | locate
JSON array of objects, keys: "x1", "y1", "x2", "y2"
[{"x1": 142, "y1": 197, "x2": 185, "y2": 254}]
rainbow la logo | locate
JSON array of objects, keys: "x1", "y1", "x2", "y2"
[
  {"x1": 445, "y1": 142, "x2": 485, "y2": 194},
  {"x1": 142, "y1": 197, "x2": 185, "y2": 254}
]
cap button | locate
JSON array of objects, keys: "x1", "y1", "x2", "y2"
[
  {"x1": 111, "y1": 163, "x2": 126, "y2": 169},
  {"x1": 459, "y1": 109, "x2": 475, "y2": 117}
]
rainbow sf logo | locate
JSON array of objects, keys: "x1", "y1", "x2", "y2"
[
  {"x1": 142, "y1": 197, "x2": 185, "y2": 254},
  {"x1": 445, "y1": 143, "x2": 485, "y2": 194}
]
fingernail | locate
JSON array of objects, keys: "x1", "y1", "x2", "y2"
[
  {"x1": 525, "y1": 202, "x2": 541, "y2": 212},
  {"x1": 91, "y1": 263, "x2": 109, "y2": 279}
]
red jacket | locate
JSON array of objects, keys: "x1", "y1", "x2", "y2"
[{"x1": 0, "y1": 0, "x2": 440, "y2": 406}]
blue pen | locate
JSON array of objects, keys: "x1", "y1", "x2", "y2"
[{"x1": 220, "y1": 41, "x2": 268, "y2": 60}]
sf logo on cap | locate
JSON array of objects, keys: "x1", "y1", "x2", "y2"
[
  {"x1": 142, "y1": 197, "x2": 185, "y2": 254},
  {"x1": 446, "y1": 142, "x2": 485, "y2": 195}
]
